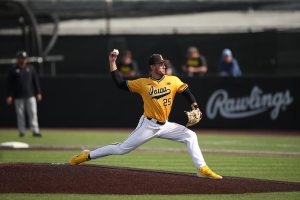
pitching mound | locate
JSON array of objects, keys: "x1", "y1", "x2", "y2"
[{"x1": 1, "y1": 163, "x2": 299, "y2": 194}]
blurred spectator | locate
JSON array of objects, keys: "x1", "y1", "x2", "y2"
[
  {"x1": 182, "y1": 46, "x2": 208, "y2": 76},
  {"x1": 117, "y1": 50, "x2": 140, "y2": 78},
  {"x1": 6, "y1": 51, "x2": 42, "y2": 137},
  {"x1": 218, "y1": 48, "x2": 242, "y2": 77},
  {"x1": 164, "y1": 59, "x2": 178, "y2": 76}
]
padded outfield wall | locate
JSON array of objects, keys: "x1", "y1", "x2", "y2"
[{"x1": 0, "y1": 76, "x2": 299, "y2": 130}]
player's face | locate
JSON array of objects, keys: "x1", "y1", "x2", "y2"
[{"x1": 152, "y1": 63, "x2": 166, "y2": 76}]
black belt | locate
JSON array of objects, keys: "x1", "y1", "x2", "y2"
[{"x1": 146, "y1": 117, "x2": 166, "y2": 125}]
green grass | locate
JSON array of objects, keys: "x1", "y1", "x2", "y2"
[
  {"x1": 0, "y1": 129, "x2": 300, "y2": 200},
  {"x1": 1, "y1": 129, "x2": 300, "y2": 152}
]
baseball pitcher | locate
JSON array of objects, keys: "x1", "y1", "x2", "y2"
[{"x1": 69, "y1": 50, "x2": 222, "y2": 179}]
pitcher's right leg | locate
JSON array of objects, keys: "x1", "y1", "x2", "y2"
[
  {"x1": 90, "y1": 118, "x2": 157, "y2": 159},
  {"x1": 69, "y1": 116, "x2": 157, "y2": 165}
]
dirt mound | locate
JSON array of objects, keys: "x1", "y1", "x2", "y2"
[{"x1": 1, "y1": 163, "x2": 299, "y2": 194}]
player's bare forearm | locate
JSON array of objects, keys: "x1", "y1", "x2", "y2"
[
  {"x1": 109, "y1": 60, "x2": 117, "y2": 72},
  {"x1": 109, "y1": 58, "x2": 117, "y2": 72}
]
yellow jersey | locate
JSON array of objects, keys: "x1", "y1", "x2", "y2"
[{"x1": 127, "y1": 75, "x2": 188, "y2": 122}]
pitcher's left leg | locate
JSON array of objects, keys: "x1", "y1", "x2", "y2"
[
  {"x1": 158, "y1": 122, "x2": 206, "y2": 169},
  {"x1": 158, "y1": 122, "x2": 222, "y2": 179}
]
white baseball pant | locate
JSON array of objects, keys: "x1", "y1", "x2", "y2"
[
  {"x1": 90, "y1": 115, "x2": 206, "y2": 169},
  {"x1": 14, "y1": 97, "x2": 40, "y2": 134}
]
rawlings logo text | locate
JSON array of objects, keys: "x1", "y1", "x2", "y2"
[{"x1": 206, "y1": 86, "x2": 293, "y2": 120}]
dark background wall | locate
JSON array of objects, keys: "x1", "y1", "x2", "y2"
[
  {"x1": 0, "y1": 31, "x2": 299, "y2": 76},
  {"x1": 0, "y1": 76, "x2": 298, "y2": 130},
  {"x1": 0, "y1": 31, "x2": 299, "y2": 130}
]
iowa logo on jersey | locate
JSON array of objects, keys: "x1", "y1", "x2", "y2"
[{"x1": 148, "y1": 86, "x2": 171, "y2": 99}]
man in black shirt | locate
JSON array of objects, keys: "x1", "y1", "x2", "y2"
[
  {"x1": 6, "y1": 51, "x2": 42, "y2": 137},
  {"x1": 182, "y1": 46, "x2": 208, "y2": 76}
]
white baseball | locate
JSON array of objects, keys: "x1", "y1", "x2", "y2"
[{"x1": 112, "y1": 49, "x2": 119, "y2": 56}]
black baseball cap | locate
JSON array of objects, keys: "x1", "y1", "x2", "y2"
[
  {"x1": 16, "y1": 51, "x2": 28, "y2": 59},
  {"x1": 148, "y1": 54, "x2": 165, "y2": 65}
]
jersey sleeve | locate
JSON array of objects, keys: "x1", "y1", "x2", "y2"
[
  {"x1": 127, "y1": 78, "x2": 142, "y2": 93},
  {"x1": 173, "y1": 76, "x2": 188, "y2": 93}
]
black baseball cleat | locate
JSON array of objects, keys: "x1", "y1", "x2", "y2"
[
  {"x1": 32, "y1": 132, "x2": 42, "y2": 137},
  {"x1": 19, "y1": 132, "x2": 25, "y2": 137}
]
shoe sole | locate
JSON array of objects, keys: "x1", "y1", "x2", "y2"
[{"x1": 197, "y1": 173, "x2": 223, "y2": 179}]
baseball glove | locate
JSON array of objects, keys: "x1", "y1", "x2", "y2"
[{"x1": 185, "y1": 108, "x2": 202, "y2": 127}]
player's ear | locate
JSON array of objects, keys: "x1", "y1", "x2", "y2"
[{"x1": 149, "y1": 64, "x2": 154, "y2": 72}]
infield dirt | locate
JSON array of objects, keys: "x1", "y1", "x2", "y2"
[{"x1": 1, "y1": 163, "x2": 299, "y2": 194}]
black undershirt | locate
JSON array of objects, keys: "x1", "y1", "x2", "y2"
[{"x1": 111, "y1": 70, "x2": 129, "y2": 91}]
